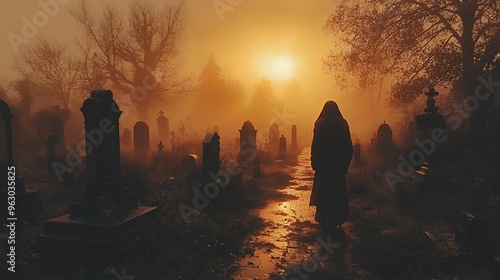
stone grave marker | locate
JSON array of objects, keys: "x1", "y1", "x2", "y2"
[
  {"x1": 156, "y1": 110, "x2": 169, "y2": 145},
  {"x1": 377, "y1": 121, "x2": 392, "y2": 153},
  {"x1": 181, "y1": 154, "x2": 200, "y2": 177},
  {"x1": 238, "y1": 120, "x2": 257, "y2": 163},
  {"x1": 202, "y1": 132, "x2": 220, "y2": 184},
  {"x1": 157, "y1": 141, "x2": 165, "y2": 154},
  {"x1": 134, "y1": 121, "x2": 150, "y2": 158},
  {"x1": 40, "y1": 90, "x2": 157, "y2": 248},
  {"x1": 279, "y1": 135, "x2": 287, "y2": 158}
]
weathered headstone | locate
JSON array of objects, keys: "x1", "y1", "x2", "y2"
[
  {"x1": 40, "y1": 90, "x2": 157, "y2": 247},
  {"x1": 377, "y1": 121, "x2": 392, "y2": 153},
  {"x1": 156, "y1": 110, "x2": 170, "y2": 145},
  {"x1": 134, "y1": 121, "x2": 150, "y2": 158},
  {"x1": 202, "y1": 132, "x2": 220, "y2": 184},
  {"x1": 181, "y1": 154, "x2": 200, "y2": 177},
  {"x1": 269, "y1": 123, "x2": 280, "y2": 156},
  {"x1": 238, "y1": 120, "x2": 257, "y2": 163},
  {"x1": 279, "y1": 135, "x2": 287, "y2": 158},
  {"x1": 291, "y1": 124, "x2": 297, "y2": 152}
]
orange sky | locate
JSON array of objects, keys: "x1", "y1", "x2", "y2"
[{"x1": 0, "y1": 0, "x2": 392, "y2": 144}]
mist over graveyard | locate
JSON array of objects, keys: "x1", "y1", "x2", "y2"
[{"x1": 1, "y1": 1, "x2": 500, "y2": 280}]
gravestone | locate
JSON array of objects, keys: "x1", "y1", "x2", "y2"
[
  {"x1": 238, "y1": 120, "x2": 257, "y2": 163},
  {"x1": 157, "y1": 141, "x2": 164, "y2": 154},
  {"x1": 377, "y1": 121, "x2": 392, "y2": 153},
  {"x1": 202, "y1": 132, "x2": 220, "y2": 184},
  {"x1": 279, "y1": 135, "x2": 287, "y2": 158},
  {"x1": 414, "y1": 87, "x2": 448, "y2": 186},
  {"x1": 40, "y1": 90, "x2": 157, "y2": 248},
  {"x1": 156, "y1": 110, "x2": 170, "y2": 145},
  {"x1": 181, "y1": 154, "x2": 200, "y2": 177},
  {"x1": 134, "y1": 121, "x2": 150, "y2": 158},
  {"x1": 291, "y1": 124, "x2": 297, "y2": 152},
  {"x1": 121, "y1": 128, "x2": 132, "y2": 149},
  {"x1": 269, "y1": 123, "x2": 280, "y2": 156},
  {"x1": 0, "y1": 99, "x2": 43, "y2": 227}
]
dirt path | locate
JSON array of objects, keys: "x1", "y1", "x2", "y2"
[{"x1": 233, "y1": 148, "x2": 371, "y2": 280}]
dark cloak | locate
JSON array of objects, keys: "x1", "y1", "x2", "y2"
[{"x1": 310, "y1": 101, "x2": 353, "y2": 226}]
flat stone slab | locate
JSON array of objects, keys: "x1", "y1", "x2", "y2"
[{"x1": 39, "y1": 206, "x2": 157, "y2": 247}]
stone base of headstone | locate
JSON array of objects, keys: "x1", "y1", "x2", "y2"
[
  {"x1": 69, "y1": 191, "x2": 138, "y2": 219},
  {"x1": 38, "y1": 206, "x2": 157, "y2": 249}
]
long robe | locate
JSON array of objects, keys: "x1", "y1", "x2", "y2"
[{"x1": 310, "y1": 101, "x2": 353, "y2": 227}]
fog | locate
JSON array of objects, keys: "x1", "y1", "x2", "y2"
[{"x1": 0, "y1": 0, "x2": 393, "y2": 149}]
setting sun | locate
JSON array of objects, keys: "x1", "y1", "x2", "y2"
[{"x1": 264, "y1": 54, "x2": 294, "y2": 80}]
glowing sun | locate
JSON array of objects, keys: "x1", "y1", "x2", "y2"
[{"x1": 266, "y1": 55, "x2": 294, "y2": 80}]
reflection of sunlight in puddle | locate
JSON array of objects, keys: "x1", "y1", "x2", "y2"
[{"x1": 235, "y1": 148, "x2": 317, "y2": 279}]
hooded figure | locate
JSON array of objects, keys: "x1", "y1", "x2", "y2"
[{"x1": 310, "y1": 101, "x2": 353, "y2": 228}]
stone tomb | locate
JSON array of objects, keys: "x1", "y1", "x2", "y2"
[
  {"x1": 0, "y1": 99, "x2": 43, "y2": 229},
  {"x1": 39, "y1": 91, "x2": 157, "y2": 248},
  {"x1": 202, "y1": 132, "x2": 220, "y2": 184}
]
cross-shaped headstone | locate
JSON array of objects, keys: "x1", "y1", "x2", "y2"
[{"x1": 157, "y1": 141, "x2": 164, "y2": 154}]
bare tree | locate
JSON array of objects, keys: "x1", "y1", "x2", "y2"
[
  {"x1": 71, "y1": 0, "x2": 190, "y2": 120},
  {"x1": 325, "y1": 0, "x2": 500, "y2": 103},
  {"x1": 15, "y1": 40, "x2": 82, "y2": 110}
]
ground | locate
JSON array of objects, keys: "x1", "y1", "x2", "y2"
[{"x1": 0, "y1": 146, "x2": 498, "y2": 279}]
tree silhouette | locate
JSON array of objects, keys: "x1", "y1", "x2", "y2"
[
  {"x1": 248, "y1": 77, "x2": 281, "y2": 129},
  {"x1": 15, "y1": 40, "x2": 82, "y2": 110},
  {"x1": 71, "y1": 0, "x2": 190, "y2": 120},
  {"x1": 325, "y1": 0, "x2": 500, "y2": 103},
  {"x1": 192, "y1": 55, "x2": 245, "y2": 131}
]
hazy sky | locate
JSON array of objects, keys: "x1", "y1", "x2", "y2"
[{"x1": 0, "y1": 0, "x2": 390, "y2": 142}]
